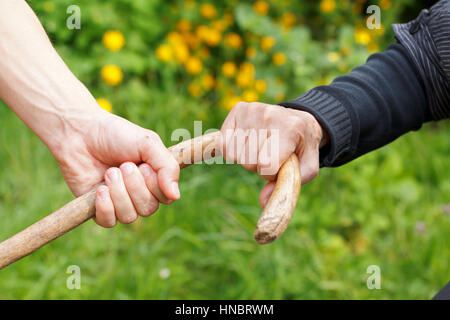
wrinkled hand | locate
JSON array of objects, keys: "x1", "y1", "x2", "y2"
[
  {"x1": 220, "y1": 102, "x2": 328, "y2": 207},
  {"x1": 51, "y1": 110, "x2": 180, "y2": 228}
]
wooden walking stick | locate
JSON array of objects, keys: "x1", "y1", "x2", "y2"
[{"x1": 0, "y1": 131, "x2": 301, "y2": 269}]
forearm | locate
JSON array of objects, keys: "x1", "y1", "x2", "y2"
[
  {"x1": 281, "y1": 0, "x2": 450, "y2": 167},
  {"x1": 281, "y1": 43, "x2": 430, "y2": 167},
  {"x1": 0, "y1": 0, "x2": 103, "y2": 152}
]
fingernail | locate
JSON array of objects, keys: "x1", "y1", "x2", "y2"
[
  {"x1": 122, "y1": 163, "x2": 134, "y2": 175},
  {"x1": 108, "y1": 168, "x2": 119, "y2": 182},
  {"x1": 140, "y1": 164, "x2": 151, "y2": 177},
  {"x1": 171, "y1": 182, "x2": 180, "y2": 199}
]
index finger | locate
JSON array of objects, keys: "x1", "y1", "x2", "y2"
[{"x1": 139, "y1": 131, "x2": 180, "y2": 201}]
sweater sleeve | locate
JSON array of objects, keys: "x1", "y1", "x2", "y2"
[
  {"x1": 280, "y1": 44, "x2": 430, "y2": 167},
  {"x1": 279, "y1": 0, "x2": 450, "y2": 167}
]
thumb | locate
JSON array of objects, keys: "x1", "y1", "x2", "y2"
[
  {"x1": 157, "y1": 163, "x2": 180, "y2": 201},
  {"x1": 259, "y1": 180, "x2": 276, "y2": 208},
  {"x1": 139, "y1": 131, "x2": 181, "y2": 201}
]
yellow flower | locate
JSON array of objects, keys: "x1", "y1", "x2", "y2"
[
  {"x1": 166, "y1": 31, "x2": 184, "y2": 46},
  {"x1": 184, "y1": 33, "x2": 201, "y2": 49},
  {"x1": 242, "y1": 90, "x2": 259, "y2": 102},
  {"x1": 185, "y1": 57, "x2": 203, "y2": 74},
  {"x1": 320, "y1": 0, "x2": 336, "y2": 13},
  {"x1": 253, "y1": 1, "x2": 269, "y2": 15},
  {"x1": 177, "y1": 19, "x2": 192, "y2": 33},
  {"x1": 197, "y1": 26, "x2": 221, "y2": 46},
  {"x1": 96, "y1": 98, "x2": 112, "y2": 112},
  {"x1": 225, "y1": 33, "x2": 242, "y2": 49},
  {"x1": 201, "y1": 74, "x2": 215, "y2": 90},
  {"x1": 212, "y1": 20, "x2": 228, "y2": 32},
  {"x1": 354, "y1": 28, "x2": 371, "y2": 45},
  {"x1": 156, "y1": 44, "x2": 173, "y2": 62},
  {"x1": 240, "y1": 62, "x2": 255, "y2": 76},
  {"x1": 272, "y1": 52, "x2": 287, "y2": 66},
  {"x1": 246, "y1": 47, "x2": 257, "y2": 58},
  {"x1": 174, "y1": 43, "x2": 190, "y2": 63},
  {"x1": 261, "y1": 36, "x2": 276, "y2": 52},
  {"x1": 223, "y1": 95, "x2": 241, "y2": 110},
  {"x1": 101, "y1": 65, "x2": 123, "y2": 86},
  {"x1": 327, "y1": 52, "x2": 340, "y2": 63},
  {"x1": 205, "y1": 28, "x2": 222, "y2": 46},
  {"x1": 254, "y1": 79, "x2": 267, "y2": 93},
  {"x1": 379, "y1": 0, "x2": 392, "y2": 10},
  {"x1": 196, "y1": 25, "x2": 210, "y2": 40},
  {"x1": 102, "y1": 30, "x2": 125, "y2": 52},
  {"x1": 281, "y1": 12, "x2": 296, "y2": 30},
  {"x1": 237, "y1": 62, "x2": 256, "y2": 87},
  {"x1": 236, "y1": 71, "x2": 253, "y2": 88},
  {"x1": 188, "y1": 83, "x2": 202, "y2": 97},
  {"x1": 200, "y1": 3, "x2": 217, "y2": 19},
  {"x1": 222, "y1": 61, "x2": 237, "y2": 78}
]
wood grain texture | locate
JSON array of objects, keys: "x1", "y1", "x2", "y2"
[
  {"x1": 0, "y1": 132, "x2": 222, "y2": 270},
  {"x1": 0, "y1": 189, "x2": 97, "y2": 270},
  {"x1": 254, "y1": 154, "x2": 301, "y2": 244},
  {"x1": 0, "y1": 131, "x2": 300, "y2": 269}
]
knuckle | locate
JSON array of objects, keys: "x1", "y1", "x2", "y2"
[
  {"x1": 140, "y1": 131, "x2": 162, "y2": 151},
  {"x1": 146, "y1": 130, "x2": 160, "y2": 141},
  {"x1": 246, "y1": 102, "x2": 260, "y2": 114},
  {"x1": 293, "y1": 116, "x2": 305, "y2": 130},
  {"x1": 105, "y1": 167, "x2": 121, "y2": 185},
  {"x1": 168, "y1": 157, "x2": 180, "y2": 173},
  {"x1": 105, "y1": 167, "x2": 115, "y2": 177},
  {"x1": 124, "y1": 178, "x2": 140, "y2": 191},
  {"x1": 285, "y1": 115, "x2": 302, "y2": 132},
  {"x1": 235, "y1": 101, "x2": 247, "y2": 110},
  {"x1": 262, "y1": 107, "x2": 273, "y2": 123},
  {"x1": 303, "y1": 111, "x2": 318, "y2": 124}
]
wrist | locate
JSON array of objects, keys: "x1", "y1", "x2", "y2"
[
  {"x1": 319, "y1": 123, "x2": 330, "y2": 148},
  {"x1": 43, "y1": 82, "x2": 108, "y2": 158},
  {"x1": 289, "y1": 108, "x2": 330, "y2": 149}
]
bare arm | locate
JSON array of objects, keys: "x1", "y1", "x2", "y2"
[
  {"x1": 0, "y1": 0, "x2": 100, "y2": 150},
  {"x1": 0, "y1": 0, "x2": 180, "y2": 227}
]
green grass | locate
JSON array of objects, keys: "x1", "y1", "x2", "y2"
[{"x1": 0, "y1": 96, "x2": 448, "y2": 300}]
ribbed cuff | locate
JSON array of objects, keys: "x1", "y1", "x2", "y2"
[{"x1": 279, "y1": 88, "x2": 353, "y2": 167}]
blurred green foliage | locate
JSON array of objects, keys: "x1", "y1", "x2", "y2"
[{"x1": 0, "y1": 0, "x2": 448, "y2": 299}]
